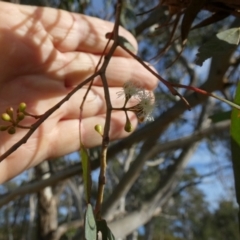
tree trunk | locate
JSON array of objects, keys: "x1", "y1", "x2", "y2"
[{"x1": 36, "y1": 161, "x2": 58, "y2": 240}]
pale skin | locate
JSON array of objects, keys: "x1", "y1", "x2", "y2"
[{"x1": 0, "y1": 2, "x2": 157, "y2": 183}]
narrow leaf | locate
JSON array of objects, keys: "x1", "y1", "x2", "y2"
[
  {"x1": 107, "y1": 227, "x2": 115, "y2": 240},
  {"x1": 230, "y1": 83, "x2": 240, "y2": 230},
  {"x1": 97, "y1": 219, "x2": 115, "y2": 240},
  {"x1": 181, "y1": 0, "x2": 206, "y2": 44},
  {"x1": 80, "y1": 144, "x2": 92, "y2": 203},
  {"x1": 120, "y1": 3, "x2": 136, "y2": 29},
  {"x1": 209, "y1": 110, "x2": 231, "y2": 123},
  {"x1": 85, "y1": 204, "x2": 97, "y2": 240},
  {"x1": 195, "y1": 28, "x2": 240, "y2": 66},
  {"x1": 118, "y1": 36, "x2": 136, "y2": 53},
  {"x1": 192, "y1": 12, "x2": 229, "y2": 30}
]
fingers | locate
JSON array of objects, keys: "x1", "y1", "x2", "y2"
[
  {"x1": 62, "y1": 52, "x2": 158, "y2": 90},
  {"x1": 49, "y1": 111, "x2": 137, "y2": 158},
  {"x1": 0, "y1": 111, "x2": 137, "y2": 183},
  {"x1": 0, "y1": 2, "x2": 157, "y2": 91},
  {"x1": 0, "y1": 2, "x2": 158, "y2": 183},
  {"x1": 17, "y1": 3, "x2": 137, "y2": 56},
  {"x1": 10, "y1": 51, "x2": 157, "y2": 96},
  {"x1": 61, "y1": 86, "x2": 141, "y2": 119}
]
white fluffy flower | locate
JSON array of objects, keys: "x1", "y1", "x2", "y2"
[
  {"x1": 134, "y1": 91, "x2": 155, "y2": 122},
  {"x1": 125, "y1": 89, "x2": 155, "y2": 122},
  {"x1": 117, "y1": 81, "x2": 142, "y2": 99},
  {"x1": 117, "y1": 81, "x2": 155, "y2": 122}
]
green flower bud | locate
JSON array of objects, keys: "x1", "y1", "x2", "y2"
[
  {"x1": 17, "y1": 112, "x2": 25, "y2": 121},
  {"x1": 124, "y1": 120, "x2": 133, "y2": 133},
  {"x1": 6, "y1": 107, "x2": 14, "y2": 118},
  {"x1": 94, "y1": 124, "x2": 103, "y2": 136},
  {"x1": 1, "y1": 113, "x2": 11, "y2": 122},
  {"x1": 8, "y1": 126, "x2": 16, "y2": 134},
  {"x1": 18, "y1": 102, "x2": 27, "y2": 112},
  {"x1": 0, "y1": 125, "x2": 9, "y2": 131}
]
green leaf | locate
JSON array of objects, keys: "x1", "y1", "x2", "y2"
[
  {"x1": 209, "y1": 110, "x2": 231, "y2": 123},
  {"x1": 195, "y1": 28, "x2": 240, "y2": 66},
  {"x1": 120, "y1": 4, "x2": 136, "y2": 29},
  {"x1": 230, "y1": 83, "x2": 240, "y2": 230},
  {"x1": 85, "y1": 204, "x2": 97, "y2": 240},
  {"x1": 80, "y1": 144, "x2": 92, "y2": 203},
  {"x1": 192, "y1": 12, "x2": 229, "y2": 30},
  {"x1": 106, "y1": 227, "x2": 115, "y2": 240},
  {"x1": 97, "y1": 219, "x2": 115, "y2": 240},
  {"x1": 181, "y1": 0, "x2": 206, "y2": 45},
  {"x1": 118, "y1": 35, "x2": 136, "y2": 53}
]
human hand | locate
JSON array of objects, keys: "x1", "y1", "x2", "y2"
[{"x1": 0, "y1": 2, "x2": 157, "y2": 182}]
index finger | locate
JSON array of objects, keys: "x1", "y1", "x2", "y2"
[{"x1": 19, "y1": 3, "x2": 138, "y2": 56}]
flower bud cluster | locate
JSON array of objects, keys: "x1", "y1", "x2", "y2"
[{"x1": 0, "y1": 102, "x2": 28, "y2": 134}]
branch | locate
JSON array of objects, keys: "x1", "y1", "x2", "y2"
[
  {"x1": 134, "y1": 5, "x2": 165, "y2": 36},
  {"x1": 0, "y1": 73, "x2": 97, "y2": 162},
  {"x1": 0, "y1": 163, "x2": 82, "y2": 207},
  {"x1": 107, "y1": 46, "x2": 234, "y2": 158},
  {"x1": 34, "y1": 164, "x2": 231, "y2": 240},
  {"x1": 102, "y1": 119, "x2": 229, "y2": 218},
  {"x1": 173, "y1": 165, "x2": 231, "y2": 197},
  {"x1": 95, "y1": 0, "x2": 123, "y2": 216},
  {"x1": 103, "y1": 101, "x2": 222, "y2": 220},
  {"x1": 146, "y1": 120, "x2": 230, "y2": 157},
  {"x1": 106, "y1": 17, "x2": 240, "y2": 158},
  {"x1": 0, "y1": 119, "x2": 229, "y2": 207},
  {"x1": 108, "y1": 144, "x2": 198, "y2": 238},
  {"x1": 51, "y1": 219, "x2": 84, "y2": 240}
]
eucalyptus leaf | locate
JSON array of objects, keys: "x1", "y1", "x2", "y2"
[
  {"x1": 118, "y1": 35, "x2": 136, "y2": 53},
  {"x1": 80, "y1": 144, "x2": 92, "y2": 203},
  {"x1": 120, "y1": 5, "x2": 136, "y2": 29},
  {"x1": 209, "y1": 110, "x2": 231, "y2": 123},
  {"x1": 195, "y1": 28, "x2": 240, "y2": 66},
  {"x1": 230, "y1": 83, "x2": 240, "y2": 230},
  {"x1": 85, "y1": 204, "x2": 97, "y2": 240},
  {"x1": 97, "y1": 219, "x2": 115, "y2": 240},
  {"x1": 181, "y1": 0, "x2": 206, "y2": 44}
]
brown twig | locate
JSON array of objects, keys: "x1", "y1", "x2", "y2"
[
  {"x1": 118, "y1": 42, "x2": 191, "y2": 110},
  {"x1": 95, "y1": 0, "x2": 123, "y2": 218},
  {"x1": 0, "y1": 73, "x2": 98, "y2": 162},
  {"x1": 0, "y1": 2, "x2": 120, "y2": 164}
]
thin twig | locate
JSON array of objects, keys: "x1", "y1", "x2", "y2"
[
  {"x1": 118, "y1": 42, "x2": 191, "y2": 110},
  {"x1": 0, "y1": 73, "x2": 98, "y2": 162},
  {"x1": 95, "y1": 0, "x2": 123, "y2": 218}
]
